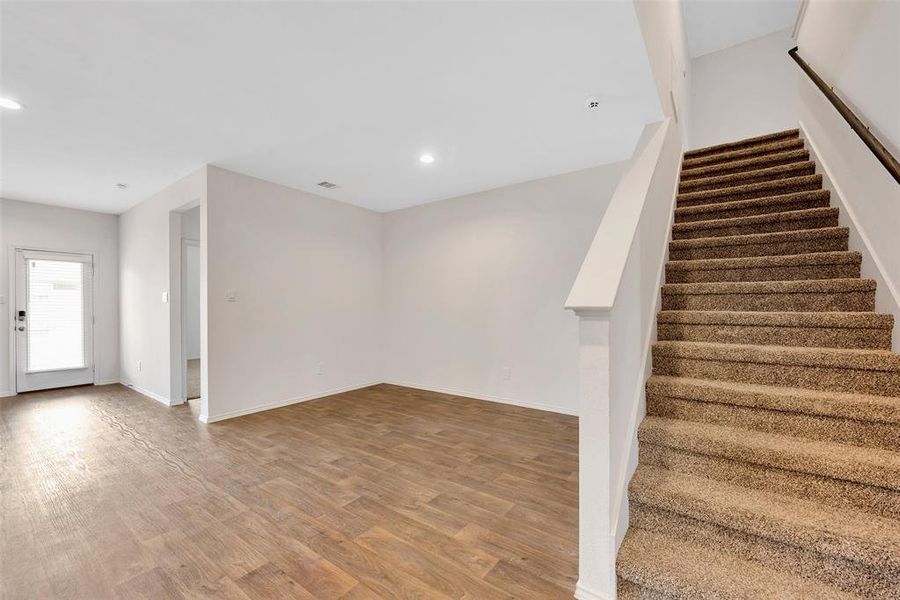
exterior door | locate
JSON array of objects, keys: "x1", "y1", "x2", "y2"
[{"x1": 14, "y1": 249, "x2": 94, "y2": 392}]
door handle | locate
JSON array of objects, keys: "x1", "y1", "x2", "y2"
[{"x1": 16, "y1": 326, "x2": 25, "y2": 332}]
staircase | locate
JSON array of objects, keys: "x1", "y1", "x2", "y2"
[{"x1": 616, "y1": 129, "x2": 900, "y2": 599}]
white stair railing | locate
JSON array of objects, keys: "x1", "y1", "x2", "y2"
[{"x1": 566, "y1": 117, "x2": 682, "y2": 600}]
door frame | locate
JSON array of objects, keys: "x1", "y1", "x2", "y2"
[
  {"x1": 180, "y1": 237, "x2": 200, "y2": 402},
  {"x1": 9, "y1": 246, "x2": 97, "y2": 394}
]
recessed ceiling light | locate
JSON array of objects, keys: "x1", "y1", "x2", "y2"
[
  {"x1": 419, "y1": 153, "x2": 435, "y2": 164},
  {"x1": 0, "y1": 97, "x2": 23, "y2": 110}
]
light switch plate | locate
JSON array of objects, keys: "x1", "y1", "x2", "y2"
[
  {"x1": 161, "y1": 291, "x2": 169, "y2": 303},
  {"x1": 0, "y1": 295, "x2": 6, "y2": 305}
]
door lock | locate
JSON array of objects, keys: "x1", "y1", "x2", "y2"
[{"x1": 17, "y1": 310, "x2": 26, "y2": 321}]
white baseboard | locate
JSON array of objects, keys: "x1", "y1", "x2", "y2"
[
  {"x1": 382, "y1": 380, "x2": 578, "y2": 416},
  {"x1": 94, "y1": 379, "x2": 120, "y2": 386},
  {"x1": 121, "y1": 382, "x2": 174, "y2": 406},
  {"x1": 200, "y1": 381, "x2": 381, "y2": 423},
  {"x1": 575, "y1": 581, "x2": 614, "y2": 600},
  {"x1": 0, "y1": 389, "x2": 13, "y2": 398}
]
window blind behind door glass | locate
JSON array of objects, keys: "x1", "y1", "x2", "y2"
[{"x1": 27, "y1": 260, "x2": 86, "y2": 372}]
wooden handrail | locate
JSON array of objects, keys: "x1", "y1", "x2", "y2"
[{"x1": 789, "y1": 46, "x2": 900, "y2": 185}]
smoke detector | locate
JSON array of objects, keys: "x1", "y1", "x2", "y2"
[
  {"x1": 584, "y1": 96, "x2": 601, "y2": 111},
  {"x1": 317, "y1": 181, "x2": 339, "y2": 189}
]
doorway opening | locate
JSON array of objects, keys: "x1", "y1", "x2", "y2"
[{"x1": 183, "y1": 237, "x2": 201, "y2": 400}]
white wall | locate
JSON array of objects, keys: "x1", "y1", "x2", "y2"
[
  {"x1": 1, "y1": 199, "x2": 120, "y2": 395},
  {"x1": 796, "y1": 0, "x2": 900, "y2": 349},
  {"x1": 204, "y1": 166, "x2": 383, "y2": 422},
  {"x1": 798, "y1": 0, "x2": 899, "y2": 155},
  {"x1": 690, "y1": 28, "x2": 798, "y2": 149},
  {"x1": 634, "y1": 0, "x2": 693, "y2": 146},
  {"x1": 382, "y1": 163, "x2": 627, "y2": 415},
  {"x1": 119, "y1": 168, "x2": 206, "y2": 404}
]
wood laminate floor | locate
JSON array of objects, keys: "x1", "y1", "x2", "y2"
[{"x1": 0, "y1": 383, "x2": 578, "y2": 599}]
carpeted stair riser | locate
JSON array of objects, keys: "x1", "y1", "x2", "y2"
[
  {"x1": 651, "y1": 345, "x2": 900, "y2": 397},
  {"x1": 677, "y1": 175, "x2": 822, "y2": 208},
  {"x1": 668, "y1": 227, "x2": 849, "y2": 261},
  {"x1": 679, "y1": 148, "x2": 809, "y2": 182},
  {"x1": 638, "y1": 443, "x2": 900, "y2": 520},
  {"x1": 682, "y1": 138, "x2": 806, "y2": 170},
  {"x1": 661, "y1": 280, "x2": 875, "y2": 312},
  {"x1": 665, "y1": 251, "x2": 860, "y2": 284},
  {"x1": 679, "y1": 161, "x2": 816, "y2": 194},
  {"x1": 646, "y1": 395, "x2": 900, "y2": 451},
  {"x1": 684, "y1": 129, "x2": 800, "y2": 161},
  {"x1": 628, "y1": 503, "x2": 899, "y2": 600},
  {"x1": 671, "y1": 208, "x2": 839, "y2": 240},
  {"x1": 674, "y1": 191, "x2": 830, "y2": 224},
  {"x1": 656, "y1": 314, "x2": 891, "y2": 349}
]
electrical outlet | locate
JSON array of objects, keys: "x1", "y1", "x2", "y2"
[
  {"x1": 316, "y1": 362, "x2": 324, "y2": 375},
  {"x1": 161, "y1": 291, "x2": 169, "y2": 303},
  {"x1": 502, "y1": 367, "x2": 511, "y2": 381}
]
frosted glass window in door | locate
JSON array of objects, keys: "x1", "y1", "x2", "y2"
[{"x1": 26, "y1": 260, "x2": 86, "y2": 372}]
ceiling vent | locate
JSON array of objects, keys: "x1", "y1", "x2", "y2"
[{"x1": 317, "y1": 181, "x2": 339, "y2": 189}]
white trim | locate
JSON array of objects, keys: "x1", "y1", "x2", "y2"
[
  {"x1": 180, "y1": 237, "x2": 200, "y2": 402},
  {"x1": 575, "y1": 581, "x2": 614, "y2": 600},
  {"x1": 12, "y1": 247, "x2": 97, "y2": 392},
  {"x1": 122, "y1": 382, "x2": 175, "y2": 406},
  {"x1": 792, "y1": 0, "x2": 810, "y2": 40},
  {"x1": 200, "y1": 381, "x2": 381, "y2": 423},
  {"x1": 382, "y1": 380, "x2": 578, "y2": 416},
  {"x1": 0, "y1": 389, "x2": 14, "y2": 398},
  {"x1": 799, "y1": 121, "x2": 900, "y2": 314},
  {"x1": 94, "y1": 378, "x2": 120, "y2": 386},
  {"x1": 611, "y1": 151, "x2": 682, "y2": 549}
]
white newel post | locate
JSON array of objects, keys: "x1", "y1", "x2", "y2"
[{"x1": 574, "y1": 310, "x2": 616, "y2": 600}]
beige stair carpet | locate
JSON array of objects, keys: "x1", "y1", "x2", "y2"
[{"x1": 617, "y1": 128, "x2": 900, "y2": 599}]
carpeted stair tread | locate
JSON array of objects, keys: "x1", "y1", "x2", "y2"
[
  {"x1": 674, "y1": 190, "x2": 830, "y2": 224},
  {"x1": 679, "y1": 161, "x2": 816, "y2": 193},
  {"x1": 671, "y1": 207, "x2": 839, "y2": 240},
  {"x1": 656, "y1": 309, "x2": 892, "y2": 349},
  {"x1": 662, "y1": 278, "x2": 875, "y2": 298},
  {"x1": 684, "y1": 129, "x2": 800, "y2": 160},
  {"x1": 665, "y1": 251, "x2": 860, "y2": 283},
  {"x1": 652, "y1": 340, "x2": 900, "y2": 396},
  {"x1": 677, "y1": 174, "x2": 822, "y2": 208},
  {"x1": 652, "y1": 340, "x2": 900, "y2": 374},
  {"x1": 679, "y1": 148, "x2": 809, "y2": 182},
  {"x1": 629, "y1": 465, "x2": 900, "y2": 572},
  {"x1": 617, "y1": 527, "x2": 860, "y2": 600},
  {"x1": 638, "y1": 415, "x2": 900, "y2": 491},
  {"x1": 682, "y1": 138, "x2": 806, "y2": 169},
  {"x1": 668, "y1": 227, "x2": 849, "y2": 260},
  {"x1": 656, "y1": 310, "x2": 892, "y2": 331}
]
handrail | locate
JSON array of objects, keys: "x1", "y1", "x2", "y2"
[{"x1": 789, "y1": 46, "x2": 900, "y2": 185}]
